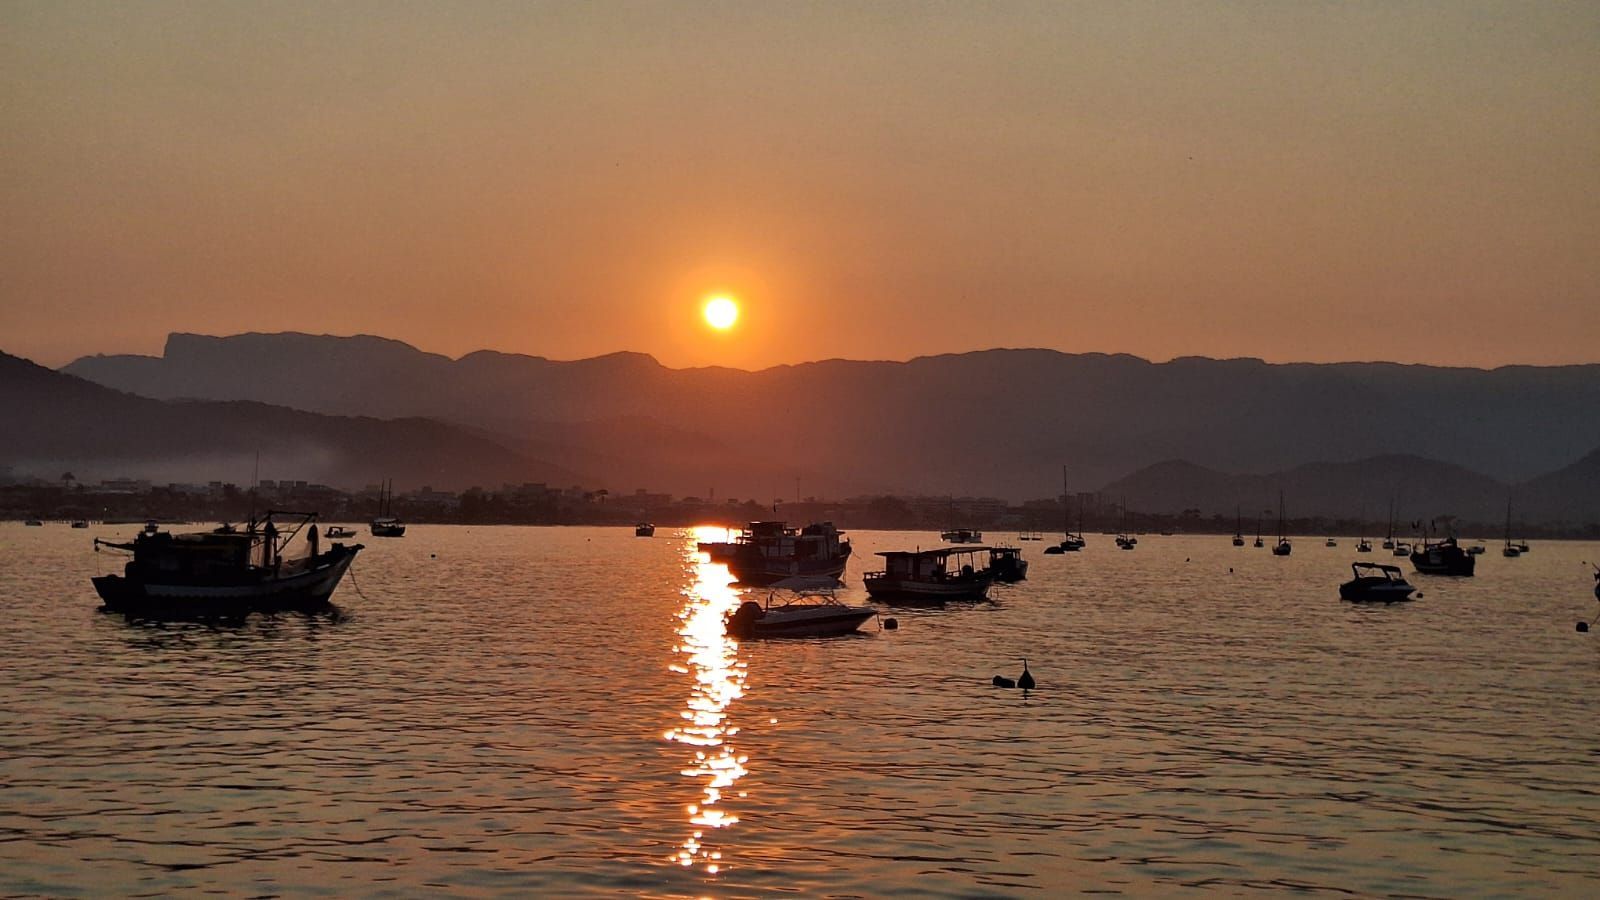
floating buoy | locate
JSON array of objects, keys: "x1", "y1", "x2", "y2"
[
  {"x1": 1018, "y1": 659, "x2": 1036, "y2": 691},
  {"x1": 883, "y1": 617, "x2": 898, "y2": 630},
  {"x1": 1579, "y1": 621, "x2": 1590, "y2": 633},
  {"x1": 992, "y1": 675, "x2": 1016, "y2": 688}
]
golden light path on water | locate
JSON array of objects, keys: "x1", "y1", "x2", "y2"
[{"x1": 663, "y1": 526, "x2": 749, "y2": 874}]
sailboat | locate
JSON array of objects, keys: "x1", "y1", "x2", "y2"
[
  {"x1": 370, "y1": 479, "x2": 406, "y2": 537},
  {"x1": 1253, "y1": 511, "x2": 1264, "y2": 548},
  {"x1": 1271, "y1": 491, "x2": 1291, "y2": 556},
  {"x1": 1502, "y1": 496, "x2": 1521, "y2": 558},
  {"x1": 1231, "y1": 505, "x2": 1244, "y2": 547},
  {"x1": 1356, "y1": 506, "x2": 1372, "y2": 552},
  {"x1": 1115, "y1": 497, "x2": 1135, "y2": 550},
  {"x1": 1381, "y1": 498, "x2": 1396, "y2": 550},
  {"x1": 1046, "y1": 466, "x2": 1085, "y2": 553}
]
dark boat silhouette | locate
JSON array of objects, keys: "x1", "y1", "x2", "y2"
[
  {"x1": 864, "y1": 547, "x2": 994, "y2": 602},
  {"x1": 92, "y1": 511, "x2": 362, "y2": 615},
  {"x1": 1410, "y1": 535, "x2": 1475, "y2": 576},
  {"x1": 988, "y1": 546, "x2": 1029, "y2": 582},
  {"x1": 698, "y1": 521, "x2": 851, "y2": 586},
  {"x1": 370, "y1": 479, "x2": 405, "y2": 537}
]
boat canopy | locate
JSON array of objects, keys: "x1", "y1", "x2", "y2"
[{"x1": 1351, "y1": 562, "x2": 1407, "y2": 580}]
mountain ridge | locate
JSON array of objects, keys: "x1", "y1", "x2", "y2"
[{"x1": 59, "y1": 331, "x2": 1600, "y2": 508}]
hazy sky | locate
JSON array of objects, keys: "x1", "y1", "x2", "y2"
[{"x1": 3, "y1": 0, "x2": 1597, "y2": 369}]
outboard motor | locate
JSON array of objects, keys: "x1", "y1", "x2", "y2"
[{"x1": 726, "y1": 601, "x2": 763, "y2": 638}]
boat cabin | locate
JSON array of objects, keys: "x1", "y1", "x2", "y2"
[{"x1": 872, "y1": 547, "x2": 989, "y2": 581}]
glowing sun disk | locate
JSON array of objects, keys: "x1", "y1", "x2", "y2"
[{"x1": 703, "y1": 296, "x2": 739, "y2": 330}]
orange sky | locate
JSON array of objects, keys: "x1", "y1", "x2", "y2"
[{"x1": 3, "y1": 1, "x2": 1597, "y2": 370}]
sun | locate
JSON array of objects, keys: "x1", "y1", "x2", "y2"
[{"x1": 703, "y1": 295, "x2": 739, "y2": 331}]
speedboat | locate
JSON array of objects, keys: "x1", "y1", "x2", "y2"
[
  {"x1": 988, "y1": 547, "x2": 1028, "y2": 582},
  {"x1": 1325, "y1": 537, "x2": 1337, "y2": 547},
  {"x1": 864, "y1": 547, "x2": 994, "y2": 602},
  {"x1": 91, "y1": 513, "x2": 362, "y2": 616},
  {"x1": 325, "y1": 525, "x2": 356, "y2": 539},
  {"x1": 635, "y1": 523, "x2": 655, "y2": 537},
  {"x1": 697, "y1": 521, "x2": 852, "y2": 586},
  {"x1": 1356, "y1": 539, "x2": 1372, "y2": 553},
  {"x1": 1410, "y1": 537, "x2": 1475, "y2": 576},
  {"x1": 1339, "y1": 562, "x2": 1417, "y2": 602},
  {"x1": 725, "y1": 577, "x2": 876, "y2": 639}
]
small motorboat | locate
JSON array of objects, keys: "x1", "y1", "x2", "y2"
[
  {"x1": 71, "y1": 520, "x2": 89, "y2": 529},
  {"x1": 1325, "y1": 537, "x2": 1337, "y2": 547},
  {"x1": 25, "y1": 519, "x2": 44, "y2": 526},
  {"x1": 1339, "y1": 562, "x2": 1417, "y2": 602},
  {"x1": 1356, "y1": 539, "x2": 1372, "y2": 553},
  {"x1": 325, "y1": 525, "x2": 356, "y2": 539},
  {"x1": 988, "y1": 547, "x2": 1029, "y2": 582},
  {"x1": 1392, "y1": 542, "x2": 1410, "y2": 557},
  {"x1": 725, "y1": 577, "x2": 876, "y2": 639},
  {"x1": 1466, "y1": 544, "x2": 1486, "y2": 555},
  {"x1": 635, "y1": 523, "x2": 655, "y2": 537},
  {"x1": 864, "y1": 547, "x2": 994, "y2": 602}
]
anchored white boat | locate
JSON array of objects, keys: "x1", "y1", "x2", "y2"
[
  {"x1": 725, "y1": 577, "x2": 876, "y2": 639},
  {"x1": 697, "y1": 521, "x2": 851, "y2": 586},
  {"x1": 864, "y1": 547, "x2": 994, "y2": 602}
]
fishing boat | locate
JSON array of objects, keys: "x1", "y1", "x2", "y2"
[
  {"x1": 724, "y1": 577, "x2": 876, "y2": 639},
  {"x1": 1271, "y1": 492, "x2": 1291, "y2": 556},
  {"x1": 1325, "y1": 537, "x2": 1337, "y2": 547},
  {"x1": 635, "y1": 522, "x2": 655, "y2": 537},
  {"x1": 863, "y1": 547, "x2": 994, "y2": 602},
  {"x1": 940, "y1": 527, "x2": 983, "y2": 543},
  {"x1": 71, "y1": 520, "x2": 89, "y2": 529},
  {"x1": 1410, "y1": 535, "x2": 1475, "y2": 576},
  {"x1": 91, "y1": 512, "x2": 362, "y2": 615},
  {"x1": 1339, "y1": 562, "x2": 1417, "y2": 603},
  {"x1": 1232, "y1": 505, "x2": 1245, "y2": 546},
  {"x1": 325, "y1": 525, "x2": 356, "y2": 539},
  {"x1": 369, "y1": 479, "x2": 405, "y2": 537},
  {"x1": 697, "y1": 521, "x2": 852, "y2": 586},
  {"x1": 988, "y1": 547, "x2": 1029, "y2": 582},
  {"x1": 24, "y1": 519, "x2": 43, "y2": 526}
]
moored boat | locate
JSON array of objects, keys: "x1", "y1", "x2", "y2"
[
  {"x1": 988, "y1": 547, "x2": 1028, "y2": 582},
  {"x1": 940, "y1": 528, "x2": 983, "y2": 543},
  {"x1": 1339, "y1": 562, "x2": 1417, "y2": 602},
  {"x1": 724, "y1": 577, "x2": 876, "y2": 639},
  {"x1": 1410, "y1": 536, "x2": 1475, "y2": 576},
  {"x1": 635, "y1": 522, "x2": 655, "y2": 537},
  {"x1": 71, "y1": 520, "x2": 88, "y2": 529},
  {"x1": 91, "y1": 512, "x2": 362, "y2": 615},
  {"x1": 697, "y1": 521, "x2": 852, "y2": 586},
  {"x1": 24, "y1": 519, "x2": 43, "y2": 526},
  {"x1": 864, "y1": 547, "x2": 994, "y2": 602},
  {"x1": 325, "y1": 525, "x2": 356, "y2": 539},
  {"x1": 369, "y1": 479, "x2": 405, "y2": 537},
  {"x1": 1271, "y1": 491, "x2": 1291, "y2": 555}
]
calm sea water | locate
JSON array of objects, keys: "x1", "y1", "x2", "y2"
[{"x1": 2, "y1": 523, "x2": 1597, "y2": 897}]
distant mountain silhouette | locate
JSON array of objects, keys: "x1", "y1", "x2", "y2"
[
  {"x1": 2, "y1": 351, "x2": 580, "y2": 490},
  {"x1": 1100, "y1": 455, "x2": 1512, "y2": 526},
  {"x1": 64, "y1": 332, "x2": 1600, "y2": 508},
  {"x1": 1517, "y1": 447, "x2": 1600, "y2": 525}
]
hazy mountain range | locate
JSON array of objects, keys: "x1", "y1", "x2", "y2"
[
  {"x1": 5, "y1": 331, "x2": 1595, "y2": 523},
  {"x1": 1, "y1": 351, "x2": 580, "y2": 491}
]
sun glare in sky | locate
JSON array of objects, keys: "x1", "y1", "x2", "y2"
[{"x1": 703, "y1": 296, "x2": 739, "y2": 331}]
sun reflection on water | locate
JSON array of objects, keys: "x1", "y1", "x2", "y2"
[{"x1": 663, "y1": 526, "x2": 749, "y2": 873}]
